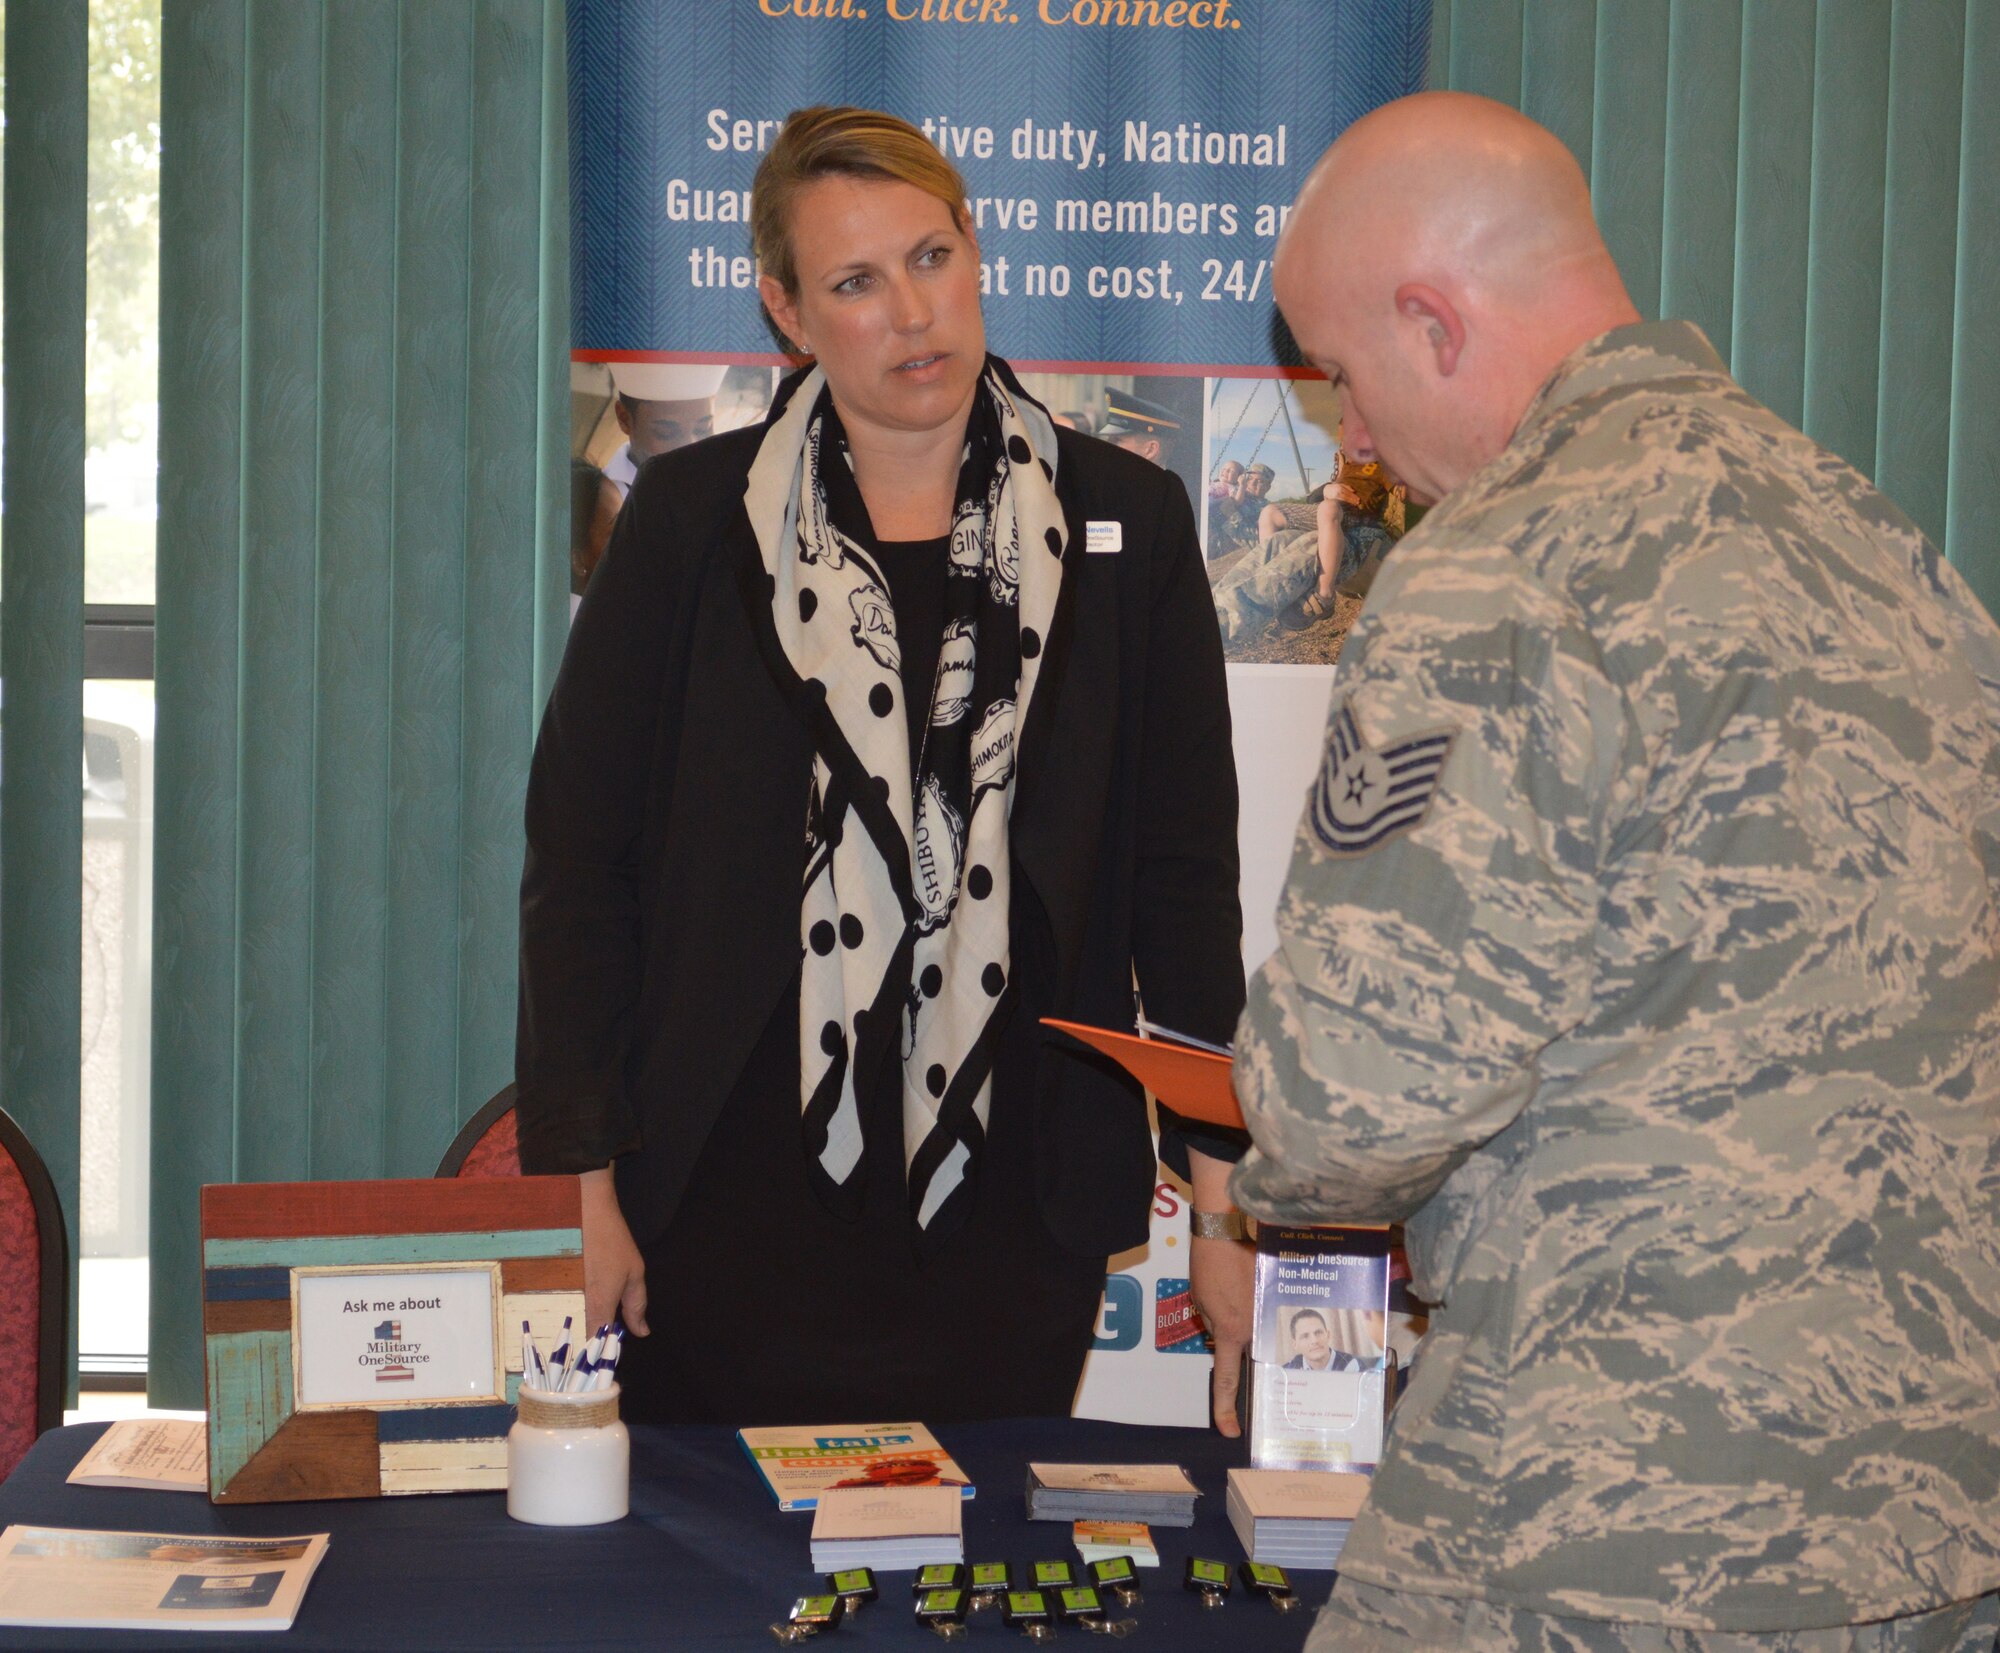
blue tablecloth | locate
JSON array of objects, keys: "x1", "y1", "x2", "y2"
[{"x1": 0, "y1": 1418, "x2": 1326, "y2": 1650}]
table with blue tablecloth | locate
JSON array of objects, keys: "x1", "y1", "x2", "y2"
[{"x1": 0, "y1": 1418, "x2": 1326, "y2": 1650}]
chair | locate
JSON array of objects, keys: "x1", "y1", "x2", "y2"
[
  {"x1": 0, "y1": 1106, "x2": 70, "y2": 1481},
  {"x1": 435, "y1": 1084, "x2": 521, "y2": 1178}
]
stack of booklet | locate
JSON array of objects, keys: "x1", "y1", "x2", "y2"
[
  {"x1": 0, "y1": 1525, "x2": 330, "y2": 1633},
  {"x1": 1025, "y1": 1463, "x2": 1200, "y2": 1529},
  {"x1": 1225, "y1": 1468, "x2": 1371, "y2": 1570},
  {"x1": 1072, "y1": 1520, "x2": 1159, "y2": 1567},
  {"x1": 809, "y1": 1485, "x2": 964, "y2": 1572}
]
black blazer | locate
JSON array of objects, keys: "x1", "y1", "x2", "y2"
[{"x1": 516, "y1": 397, "x2": 1245, "y2": 1257}]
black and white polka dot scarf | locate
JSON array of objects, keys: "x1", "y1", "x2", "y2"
[{"x1": 743, "y1": 358, "x2": 1067, "y2": 1247}]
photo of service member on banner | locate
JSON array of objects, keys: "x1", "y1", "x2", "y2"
[{"x1": 565, "y1": 0, "x2": 1431, "y2": 1427}]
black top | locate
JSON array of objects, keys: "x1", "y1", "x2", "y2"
[{"x1": 518, "y1": 382, "x2": 1246, "y2": 1268}]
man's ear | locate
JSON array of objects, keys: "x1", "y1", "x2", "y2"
[
  {"x1": 758, "y1": 273, "x2": 805, "y2": 355},
  {"x1": 613, "y1": 398, "x2": 633, "y2": 438},
  {"x1": 1394, "y1": 283, "x2": 1466, "y2": 376}
]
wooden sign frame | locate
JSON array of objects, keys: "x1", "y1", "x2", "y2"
[{"x1": 200, "y1": 1175, "x2": 584, "y2": 1503}]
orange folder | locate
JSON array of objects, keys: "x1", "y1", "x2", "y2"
[{"x1": 1041, "y1": 1017, "x2": 1245, "y2": 1130}]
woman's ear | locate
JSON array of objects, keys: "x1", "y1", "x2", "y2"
[{"x1": 759, "y1": 273, "x2": 806, "y2": 355}]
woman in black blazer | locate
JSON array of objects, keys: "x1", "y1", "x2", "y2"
[{"x1": 517, "y1": 107, "x2": 1249, "y2": 1427}]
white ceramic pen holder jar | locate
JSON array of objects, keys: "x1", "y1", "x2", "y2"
[{"x1": 507, "y1": 1384, "x2": 629, "y2": 1525}]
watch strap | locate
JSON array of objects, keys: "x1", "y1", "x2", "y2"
[{"x1": 1189, "y1": 1208, "x2": 1248, "y2": 1241}]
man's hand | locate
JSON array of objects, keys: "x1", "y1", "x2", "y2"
[
  {"x1": 1187, "y1": 1149, "x2": 1255, "y2": 1437},
  {"x1": 579, "y1": 1166, "x2": 649, "y2": 1336}
]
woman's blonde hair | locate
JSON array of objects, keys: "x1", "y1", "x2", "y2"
[{"x1": 752, "y1": 106, "x2": 968, "y2": 297}]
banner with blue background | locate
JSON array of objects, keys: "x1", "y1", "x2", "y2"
[{"x1": 566, "y1": 0, "x2": 1431, "y2": 1427}]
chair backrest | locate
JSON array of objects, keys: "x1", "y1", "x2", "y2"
[
  {"x1": 435, "y1": 1084, "x2": 521, "y2": 1178},
  {"x1": 0, "y1": 1107, "x2": 69, "y2": 1481}
]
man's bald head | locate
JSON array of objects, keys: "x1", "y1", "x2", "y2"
[{"x1": 1274, "y1": 93, "x2": 1639, "y2": 504}]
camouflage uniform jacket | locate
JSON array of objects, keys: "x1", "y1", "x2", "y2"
[{"x1": 1231, "y1": 321, "x2": 2000, "y2": 1630}]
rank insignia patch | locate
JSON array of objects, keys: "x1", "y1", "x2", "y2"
[{"x1": 1309, "y1": 702, "x2": 1455, "y2": 856}]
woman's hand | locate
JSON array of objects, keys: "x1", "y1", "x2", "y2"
[
  {"x1": 579, "y1": 1166, "x2": 649, "y2": 1336},
  {"x1": 1187, "y1": 1149, "x2": 1255, "y2": 1437}
]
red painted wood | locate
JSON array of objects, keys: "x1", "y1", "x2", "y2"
[{"x1": 201, "y1": 1175, "x2": 580, "y2": 1240}]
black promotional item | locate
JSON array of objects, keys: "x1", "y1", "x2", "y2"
[
  {"x1": 970, "y1": 1561, "x2": 1013, "y2": 1609},
  {"x1": 1183, "y1": 1556, "x2": 1232, "y2": 1609},
  {"x1": 1089, "y1": 1555, "x2": 1143, "y2": 1606},
  {"x1": 826, "y1": 1569, "x2": 878, "y2": 1610},
  {"x1": 913, "y1": 1564, "x2": 967, "y2": 1597},
  {"x1": 1032, "y1": 1559, "x2": 1077, "y2": 1590},
  {"x1": 1004, "y1": 1589, "x2": 1057, "y2": 1640},
  {"x1": 1238, "y1": 1560, "x2": 1301, "y2": 1611},
  {"x1": 771, "y1": 1593, "x2": 846, "y2": 1643},
  {"x1": 915, "y1": 1586, "x2": 971, "y2": 1640}
]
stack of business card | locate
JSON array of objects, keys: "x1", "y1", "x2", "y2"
[
  {"x1": 1226, "y1": 1468, "x2": 1370, "y2": 1570},
  {"x1": 1072, "y1": 1520, "x2": 1159, "y2": 1567},
  {"x1": 1025, "y1": 1463, "x2": 1200, "y2": 1528},
  {"x1": 809, "y1": 1484, "x2": 964, "y2": 1572}
]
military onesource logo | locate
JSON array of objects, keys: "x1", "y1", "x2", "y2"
[{"x1": 1309, "y1": 702, "x2": 1454, "y2": 856}]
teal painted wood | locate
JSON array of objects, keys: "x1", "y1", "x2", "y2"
[
  {"x1": 0, "y1": 0, "x2": 87, "y2": 1400},
  {"x1": 310, "y1": 2, "x2": 401, "y2": 1184},
  {"x1": 153, "y1": 0, "x2": 250, "y2": 1416},
  {"x1": 1730, "y1": 0, "x2": 1816, "y2": 428},
  {"x1": 461, "y1": 2, "x2": 550, "y2": 1128},
  {"x1": 1590, "y1": 1, "x2": 1671, "y2": 318},
  {"x1": 203, "y1": 1228, "x2": 583, "y2": 1269},
  {"x1": 1948, "y1": 0, "x2": 2000, "y2": 609},
  {"x1": 206, "y1": 1328, "x2": 294, "y2": 1494},
  {"x1": 1875, "y1": 1, "x2": 1965, "y2": 557},
  {"x1": 1448, "y1": 0, "x2": 1523, "y2": 105},
  {"x1": 1519, "y1": 0, "x2": 1595, "y2": 180},
  {"x1": 238, "y1": 2, "x2": 326, "y2": 1185},
  {"x1": 384, "y1": 4, "x2": 476, "y2": 1177},
  {"x1": 1660, "y1": 0, "x2": 1743, "y2": 363},
  {"x1": 1802, "y1": 0, "x2": 1892, "y2": 480}
]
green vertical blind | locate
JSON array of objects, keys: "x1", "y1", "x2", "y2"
[
  {"x1": 149, "y1": 0, "x2": 568, "y2": 1409},
  {"x1": 1, "y1": 2, "x2": 88, "y2": 1392},
  {"x1": 1430, "y1": 0, "x2": 2000, "y2": 613}
]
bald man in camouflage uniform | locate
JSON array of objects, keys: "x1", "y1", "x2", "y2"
[{"x1": 1233, "y1": 92, "x2": 2000, "y2": 1651}]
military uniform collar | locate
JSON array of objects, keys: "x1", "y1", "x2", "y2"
[{"x1": 1514, "y1": 319, "x2": 1728, "y2": 436}]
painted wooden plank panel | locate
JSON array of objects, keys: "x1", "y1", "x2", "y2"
[
  {"x1": 1802, "y1": 0, "x2": 1892, "y2": 478},
  {"x1": 205, "y1": 1298, "x2": 292, "y2": 1337},
  {"x1": 202, "y1": 1173, "x2": 581, "y2": 1238},
  {"x1": 502, "y1": 1292, "x2": 591, "y2": 1370},
  {"x1": 1875, "y1": 0, "x2": 1967, "y2": 555},
  {"x1": 204, "y1": 1229, "x2": 582, "y2": 1271},
  {"x1": 376, "y1": 1402, "x2": 518, "y2": 1444},
  {"x1": 1519, "y1": 0, "x2": 1595, "y2": 179},
  {"x1": 384, "y1": 3, "x2": 476, "y2": 1176},
  {"x1": 1591, "y1": 1, "x2": 1671, "y2": 318},
  {"x1": 206, "y1": 1330, "x2": 293, "y2": 1494},
  {"x1": 1730, "y1": 0, "x2": 1816, "y2": 426},
  {"x1": 152, "y1": 0, "x2": 251, "y2": 1413},
  {"x1": 203, "y1": 1265, "x2": 295, "y2": 1303},
  {"x1": 310, "y1": 0, "x2": 403, "y2": 1183},
  {"x1": 501, "y1": 1255, "x2": 588, "y2": 1294},
  {"x1": 234, "y1": 0, "x2": 324, "y2": 1185},
  {"x1": 380, "y1": 1439, "x2": 509, "y2": 1495},
  {"x1": 1947, "y1": 0, "x2": 2000, "y2": 610},
  {"x1": 219, "y1": 1409, "x2": 381, "y2": 1504},
  {"x1": 1448, "y1": 0, "x2": 1523, "y2": 105},
  {"x1": 1660, "y1": 0, "x2": 1743, "y2": 360}
]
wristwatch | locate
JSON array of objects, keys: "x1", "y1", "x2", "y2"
[{"x1": 1189, "y1": 1208, "x2": 1248, "y2": 1242}]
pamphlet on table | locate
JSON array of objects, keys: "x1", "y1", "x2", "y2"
[
  {"x1": 809, "y1": 1484, "x2": 965, "y2": 1571},
  {"x1": 1025, "y1": 1462, "x2": 1199, "y2": 1527},
  {"x1": 1072, "y1": 1519, "x2": 1159, "y2": 1566},
  {"x1": 65, "y1": 1417, "x2": 207, "y2": 1493},
  {"x1": 1227, "y1": 1467, "x2": 1370, "y2": 1570},
  {"x1": 738, "y1": 1422, "x2": 973, "y2": 1512},
  {"x1": 0, "y1": 1525, "x2": 329, "y2": 1632}
]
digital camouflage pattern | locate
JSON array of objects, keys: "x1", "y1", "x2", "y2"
[
  {"x1": 1230, "y1": 321, "x2": 2000, "y2": 1630},
  {"x1": 1311, "y1": 1577, "x2": 2000, "y2": 1653}
]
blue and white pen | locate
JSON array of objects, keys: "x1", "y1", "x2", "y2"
[
  {"x1": 520, "y1": 1320, "x2": 547, "y2": 1391},
  {"x1": 548, "y1": 1316, "x2": 575, "y2": 1391},
  {"x1": 591, "y1": 1326, "x2": 624, "y2": 1392},
  {"x1": 567, "y1": 1323, "x2": 612, "y2": 1393}
]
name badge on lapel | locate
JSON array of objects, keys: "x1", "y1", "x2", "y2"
[{"x1": 1085, "y1": 520, "x2": 1123, "y2": 555}]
